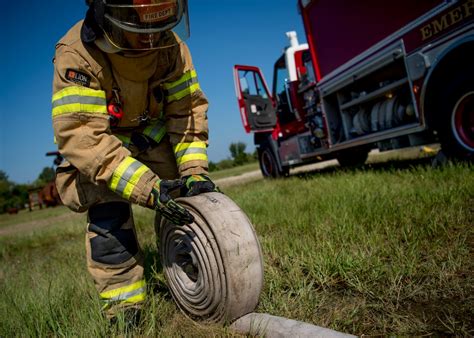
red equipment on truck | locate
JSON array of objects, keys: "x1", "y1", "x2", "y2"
[{"x1": 234, "y1": 0, "x2": 474, "y2": 177}]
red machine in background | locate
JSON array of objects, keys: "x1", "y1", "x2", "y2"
[
  {"x1": 234, "y1": 0, "x2": 474, "y2": 177},
  {"x1": 28, "y1": 152, "x2": 63, "y2": 210}
]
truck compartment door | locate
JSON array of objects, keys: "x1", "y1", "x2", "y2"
[{"x1": 233, "y1": 65, "x2": 277, "y2": 132}]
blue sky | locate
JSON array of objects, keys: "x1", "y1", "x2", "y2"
[{"x1": 0, "y1": 1, "x2": 306, "y2": 184}]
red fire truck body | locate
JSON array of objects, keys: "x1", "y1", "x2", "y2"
[{"x1": 234, "y1": 0, "x2": 474, "y2": 177}]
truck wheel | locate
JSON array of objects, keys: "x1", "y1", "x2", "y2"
[
  {"x1": 438, "y1": 81, "x2": 474, "y2": 160},
  {"x1": 336, "y1": 148, "x2": 369, "y2": 168},
  {"x1": 258, "y1": 145, "x2": 289, "y2": 178}
]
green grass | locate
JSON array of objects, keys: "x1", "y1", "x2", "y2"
[
  {"x1": 226, "y1": 161, "x2": 474, "y2": 335},
  {"x1": 1, "y1": 160, "x2": 473, "y2": 336}
]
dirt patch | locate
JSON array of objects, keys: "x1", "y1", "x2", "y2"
[
  {"x1": 214, "y1": 160, "x2": 342, "y2": 188},
  {"x1": 214, "y1": 170, "x2": 263, "y2": 188},
  {"x1": 0, "y1": 212, "x2": 84, "y2": 237}
]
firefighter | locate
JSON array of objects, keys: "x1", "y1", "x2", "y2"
[{"x1": 51, "y1": 0, "x2": 217, "y2": 320}]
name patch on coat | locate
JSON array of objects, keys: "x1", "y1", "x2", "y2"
[{"x1": 65, "y1": 69, "x2": 91, "y2": 87}]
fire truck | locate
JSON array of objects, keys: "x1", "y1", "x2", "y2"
[{"x1": 233, "y1": 0, "x2": 474, "y2": 177}]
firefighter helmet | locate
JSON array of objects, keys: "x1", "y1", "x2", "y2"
[{"x1": 87, "y1": 0, "x2": 190, "y2": 51}]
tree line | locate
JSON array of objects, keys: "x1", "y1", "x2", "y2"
[
  {"x1": 209, "y1": 142, "x2": 257, "y2": 172},
  {"x1": 0, "y1": 142, "x2": 255, "y2": 214},
  {"x1": 0, "y1": 167, "x2": 55, "y2": 214}
]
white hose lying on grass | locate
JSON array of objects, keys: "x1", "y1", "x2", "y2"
[
  {"x1": 160, "y1": 192, "x2": 264, "y2": 323},
  {"x1": 231, "y1": 313, "x2": 357, "y2": 337}
]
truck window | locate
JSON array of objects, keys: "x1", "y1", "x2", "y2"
[
  {"x1": 273, "y1": 55, "x2": 288, "y2": 103},
  {"x1": 238, "y1": 70, "x2": 268, "y2": 99},
  {"x1": 272, "y1": 55, "x2": 296, "y2": 125},
  {"x1": 239, "y1": 71, "x2": 255, "y2": 95},
  {"x1": 255, "y1": 76, "x2": 269, "y2": 99},
  {"x1": 302, "y1": 50, "x2": 316, "y2": 84}
]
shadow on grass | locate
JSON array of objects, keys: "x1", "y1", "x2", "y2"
[
  {"x1": 293, "y1": 156, "x2": 439, "y2": 180},
  {"x1": 142, "y1": 245, "x2": 172, "y2": 299}
]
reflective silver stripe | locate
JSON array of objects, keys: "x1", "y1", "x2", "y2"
[
  {"x1": 165, "y1": 76, "x2": 199, "y2": 96},
  {"x1": 103, "y1": 286, "x2": 146, "y2": 302},
  {"x1": 143, "y1": 120, "x2": 166, "y2": 141},
  {"x1": 115, "y1": 160, "x2": 143, "y2": 194},
  {"x1": 52, "y1": 95, "x2": 106, "y2": 108},
  {"x1": 175, "y1": 147, "x2": 207, "y2": 159}
]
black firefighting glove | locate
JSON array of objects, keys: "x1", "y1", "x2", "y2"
[
  {"x1": 182, "y1": 174, "x2": 220, "y2": 197},
  {"x1": 147, "y1": 179, "x2": 194, "y2": 225}
]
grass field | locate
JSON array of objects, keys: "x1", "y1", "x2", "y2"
[{"x1": 0, "y1": 157, "x2": 473, "y2": 336}]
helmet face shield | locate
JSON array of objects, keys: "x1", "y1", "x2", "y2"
[{"x1": 101, "y1": 0, "x2": 190, "y2": 50}]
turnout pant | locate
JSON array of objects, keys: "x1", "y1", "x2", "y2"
[{"x1": 56, "y1": 136, "x2": 179, "y2": 317}]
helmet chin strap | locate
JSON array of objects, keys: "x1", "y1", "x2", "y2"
[
  {"x1": 148, "y1": 33, "x2": 153, "y2": 46},
  {"x1": 95, "y1": 36, "x2": 122, "y2": 54},
  {"x1": 96, "y1": 35, "x2": 158, "y2": 58},
  {"x1": 96, "y1": 30, "x2": 164, "y2": 54}
]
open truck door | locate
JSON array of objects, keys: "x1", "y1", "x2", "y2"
[{"x1": 233, "y1": 65, "x2": 277, "y2": 133}]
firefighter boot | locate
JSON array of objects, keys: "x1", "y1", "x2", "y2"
[{"x1": 86, "y1": 201, "x2": 146, "y2": 318}]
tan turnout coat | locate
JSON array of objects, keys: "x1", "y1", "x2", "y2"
[{"x1": 52, "y1": 20, "x2": 209, "y2": 211}]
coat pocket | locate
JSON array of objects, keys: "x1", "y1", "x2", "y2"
[{"x1": 55, "y1": 161, "x2": 89, "y2": 213}]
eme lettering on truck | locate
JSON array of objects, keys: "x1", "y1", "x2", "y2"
[{"x1": 420, "y1": 0, "x2": 474, "y2": 41}]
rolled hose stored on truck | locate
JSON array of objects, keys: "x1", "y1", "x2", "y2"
[{"x1": 159, "y1": 192, "x2": 264, "y2": 323}]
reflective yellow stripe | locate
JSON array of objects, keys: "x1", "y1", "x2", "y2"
[
  {"x1": 100, "y1": 280, "x2": 146, "y2": 301},
  {"x1": 143, "y1": 119, "x2": 166, "y2": 143},
  {"x1": 173, "y1": 141, "x2": 207, "y2": 154},
  {"x1": 163, "y1": 70, "x2": 197, "y2": 90},
  {"x1": 52, "y1": 103, "x2": 107, "y2": 116},
  {"x1": 52, "y1": 86, "x2": 105, "y2": 101},
  {"x1": 109, "y1": 157, "x2": 135, "y2": 191},
  {"x1": 164, "y1": 70, "x2": 200, "y2": 102},
  {"x1": 174, "y1": 141, "x2": 208, "y2": 166},
  {"x1": 51, "y1": 86, "x2": 107, "y2": 117},
  {"x1": 126, "y1": 293, "x2": 146, "y2": 304},
  {"x1": 108, "y1": 157, "x2": 150, "y2": 200},
  {"x1": 122, "y1": 165, "x2": 148, "y2": 200},
  {"x1": 167, "y1": 83, "x2": 200, "y2": 102},
  {"x1": 177, "y1": 153, "x2": 208, "y2": 165}
]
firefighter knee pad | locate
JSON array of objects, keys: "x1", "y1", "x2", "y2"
[{"x1": 88, "y1": 202, "x2": 138, "y2": 265}]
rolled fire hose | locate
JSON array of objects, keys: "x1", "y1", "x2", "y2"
[
  {"x1": 384, "y1": 96, "x2": 396, "y2": 129},
  {"x1": 159, "y1": 192, "x2": 264, "y2": 323},
  {"x1": 371, "y1": 101, "x2": 382, "y2": 132},
  {"x1": 378, "y1": 99, "x2": 388, "y2": 130}
]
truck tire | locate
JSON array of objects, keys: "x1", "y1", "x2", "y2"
[
  {"x1": 159, "y1": 192, "x2": 264, "y2": 323},
  {"x1": 437, "y1": 80, "x2": 474, "y2": 160},
  {"x1": 336, "y1": 148, "x2": 369, "y2": 168},
  {"x1": 258, "y1": 145, "x2": 289, "y2": 178}
]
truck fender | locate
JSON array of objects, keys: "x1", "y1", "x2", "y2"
[
  {"x1": 421, "y1": 36, "x2": 474, "y2": 158},
  {"x1": 421, "y1": 35, "x2": 474, "y2": 125}
]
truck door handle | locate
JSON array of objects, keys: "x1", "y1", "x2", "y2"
[
  {"x1": 251, "y1": 104, "x2": 264, "y2": 113},
  {"x1": 251, "y1": 102, "x2": 268, "y2": 113}
]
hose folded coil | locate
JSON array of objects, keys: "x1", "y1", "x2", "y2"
[{"x1": 160, "y1": 192, "x2": 264, "y2": 323}]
